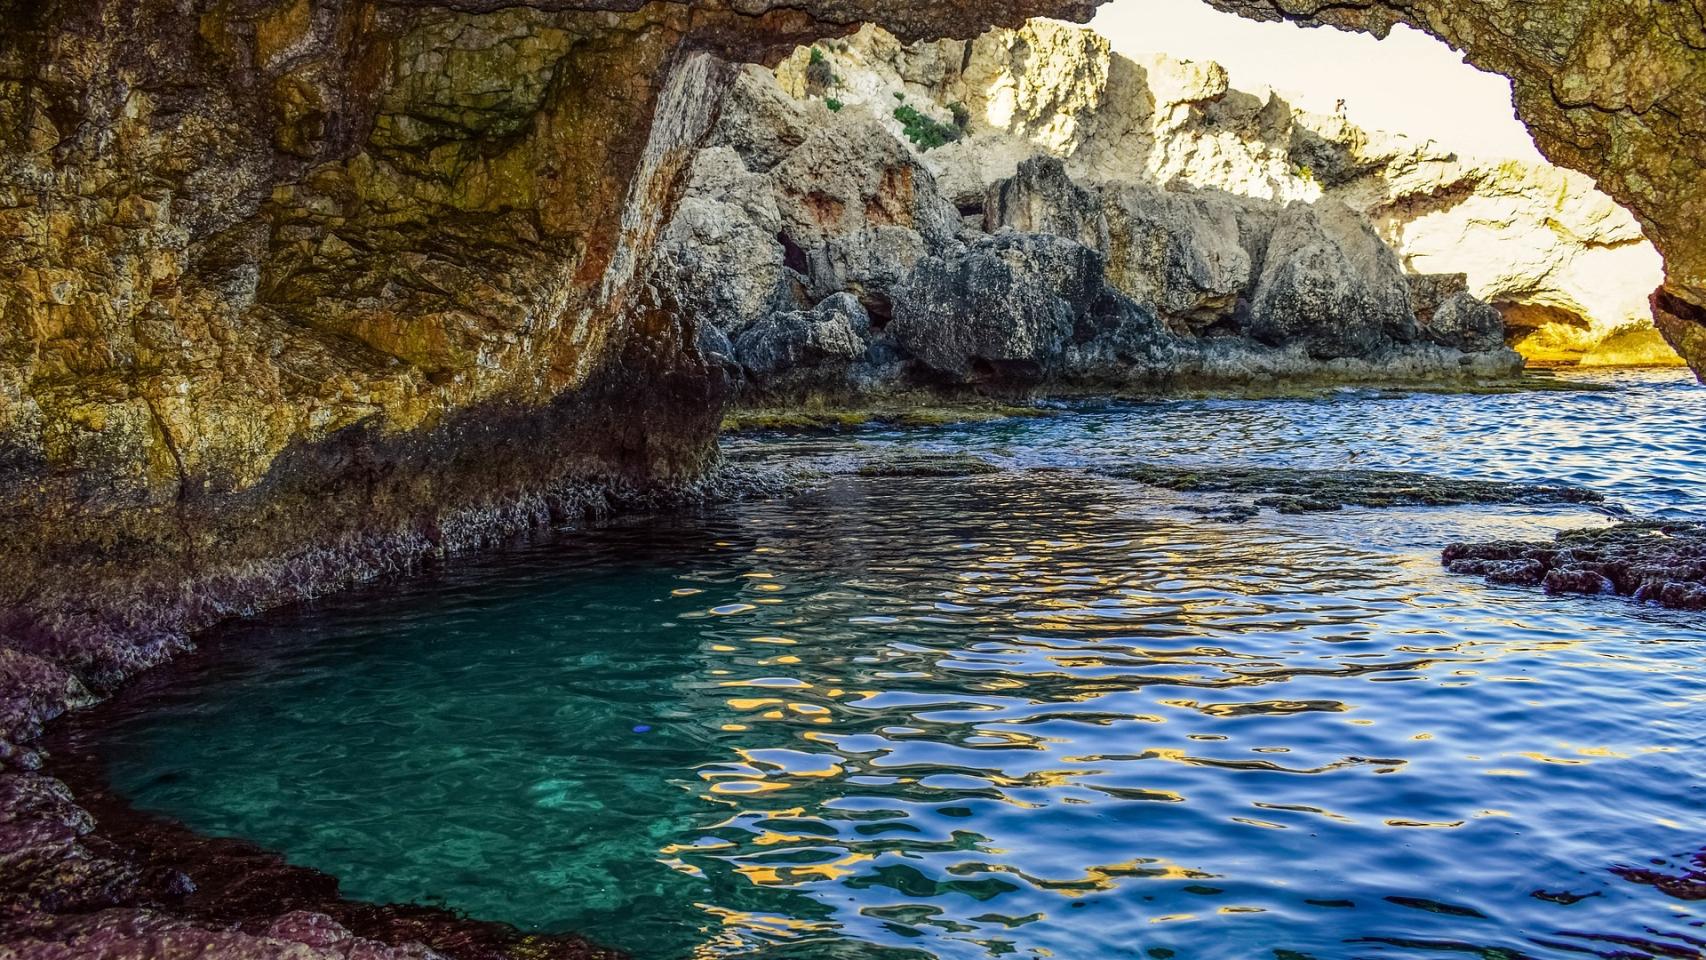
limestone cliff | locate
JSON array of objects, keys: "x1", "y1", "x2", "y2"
[
  {"x1": 0, "y1": 1, "x2": 1104, "y2": 671},
  {"x1": 1200, "y1": 0, "x2": 1706, "y2": 379},
  {"x1": 660, "y1": 66, "x2": 1520, "y2": 399},
  {"x1": 774, "y1": 21, "x2": 1675, "y2": 367}
]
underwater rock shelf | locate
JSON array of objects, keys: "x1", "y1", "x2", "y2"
[
  {"x1": 1445, "y1": 522, "x2": 1706, "y2": 611},
  {"x1": 1105, "y1": 463, "x2": 1605, "y2": 518}
]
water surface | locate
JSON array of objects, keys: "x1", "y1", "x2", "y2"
[{"x1": 92, "y1": 369, "x2": 1706, "y2": 959}]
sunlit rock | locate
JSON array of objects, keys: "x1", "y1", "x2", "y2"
[
  {"x1": 780, "y1": 21, "x2": 1676, "y2": 368},
  {"x1": 1204, "y1": 0, "x2": 1706, "y2": 379}
]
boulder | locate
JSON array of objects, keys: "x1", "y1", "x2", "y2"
[
  {"x1": 655, "y1": 148, "x2": 791, "y2": 339},
  {"x1": 1424, "y1": 292, "x2": 1508, "y2": 354},
  {"x1": 1406, "y1": 272, "x2": 1472, "y2": 322},
  {"x1": 1246, "y1": 199, "x2": 1418, "y2": 359},
  {"x1": 710, "y1": 66, "x2": 827, "y2": 172},
  {"x1": 769, "y1": 113, "x2": 962, "y2": 311},
  {"x1": 1061, "y1": 287, "x2": 1173, "y2": 382},
  {"x1": 890, "y1": 233, "x2": 1103, "y2": 385},
  {"x1": 1101, "y1": 183, "x2": 1270, "y2": 333},
  {"x1": 735, "y1": 293, "x2": 872, "y2": 392}
]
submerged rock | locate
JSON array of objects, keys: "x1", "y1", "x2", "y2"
[
  {"x1": 1444, "y1": 522, "x2": 1706, "y2": 611},
  {"x1": 853, "y1": 451, "x2": 1006, "y2": 477},
  {"x1": 768, "y1": 112, "x2": 962, "y2": 310},
  {"x1": 1109, "y1": 463, "x2": 1603, "y2": 515}
]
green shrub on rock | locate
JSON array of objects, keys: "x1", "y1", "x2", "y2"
[{"x1": 894, "y1": 105, "x2": 962, "y2": 150}]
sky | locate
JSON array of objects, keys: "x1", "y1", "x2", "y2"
[{"x1": 1089, "y1": 0, "x2": 1543, "y2": 161}]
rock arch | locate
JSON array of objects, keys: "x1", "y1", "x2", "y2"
[{"x1": 1197, "y1": 0, "x2": 1706, "y2": 378}]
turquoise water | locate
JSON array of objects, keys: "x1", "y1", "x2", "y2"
[{"x1": 92, "y1": 370, "x2": 1706, "y2": 959}]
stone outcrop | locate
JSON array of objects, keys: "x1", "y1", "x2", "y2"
[
  {"x1": 1246, "y1": 199, "x2": 1416, "y2": 359},
  {"x1": 672, "y1": 68, "x2": 1522, "y2": 400},
  {"x1": 1445, "y1": 522, "x2": 1706, "y2": 611},
  {"x1": 776, "y1": 21, "x2": 1679, "y2": 368},
  {"x1": 1201, "y1": 0, "x2": 1706, "y2": 379}
]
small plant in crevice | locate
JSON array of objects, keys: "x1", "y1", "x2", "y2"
[
  {"x1": 894, "y1": 105, "x2": 962, "y2": 150},
  {"x1": 826, "y1": 98, "x2": 843, "y2": 112},
  {"x1": 806, "y1": 46, "x2": 835, "y2": 92},
  {"x1": 948, "y1": 101, "x2": 971, "y2": 130}
]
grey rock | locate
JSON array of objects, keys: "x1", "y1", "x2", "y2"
[
  {"x1": 770, "y1": 113, "x2": 962, "y2": 308},
  {"x1": 1101, "y1": 183, "x2": 1271, "y2": 333},
  {"x1": 711, "y1": 66, "x2": 825, "y2": 172},
  {"x1": 656, "y1": 148, "x2": 789, "y2": 338},
  {"x1": 1246, "y1": 199, "x2": 1418, "y2": 359},
  {"x1": 1425, "y1": 291, "x2": 1507, "y2": 354},
  {"x1": 736, "y1": 293, "x2": 872, "y2": 391},
  {"x1": 1406, "y1": 272, "x2": 1472, "y2": 322},
  {"x1": 1062, "y1": 286, "x2": 1173, "y2": 382},
  {"x1": 984, "y1": 156, "x2": 1108, "y2": 251},
  {"x1": 891, "y1": 233, "x2": 1104, "y2": 385}
]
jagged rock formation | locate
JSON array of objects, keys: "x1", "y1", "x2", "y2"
[
  {"x1": 774, "y1": 21, "x2": 1677, "y2": 368},
  {"x1": 0, "y1": 1, "x2": 1114, "y2": 682},
  {"x1": 1445, "y1": 522, "x2": 1706, "y2": 611},
  {"x1": 672, "y1": 65, "x2": 1520, "y2": 399},
  {"x1": 1200, "y1": 0, "x2": 1706, "y2": 380}
]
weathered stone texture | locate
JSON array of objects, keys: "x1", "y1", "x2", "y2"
[{"x1": 1202, "y1": 0, "x2": 1706, "y2": 377}]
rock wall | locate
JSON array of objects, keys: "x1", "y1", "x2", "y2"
[
  {"x1": 773, "y1": 21, "x2": 1676, "y2": 367},
  {"x1": 0, "y1": 1, "x2": 1105, "y2": 661},
  {"x1": 664, "y1": 65, "x2": 1520, "y2": 401},
  {"x1": 1200, "y1": 0, "x2": 1706, "y2": 380}
]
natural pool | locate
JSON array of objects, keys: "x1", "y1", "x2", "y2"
[{"x1": 84, "y1": 370, "x2": 1704, "y2": 959}]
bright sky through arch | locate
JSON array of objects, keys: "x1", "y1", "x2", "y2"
[{"x1": 1089, "y1": 0, "x2": 1544, "y2": 162}]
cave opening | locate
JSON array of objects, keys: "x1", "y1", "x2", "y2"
[{"x1": 1084, "y1": 0, "x2": 1682, "y2": 369}]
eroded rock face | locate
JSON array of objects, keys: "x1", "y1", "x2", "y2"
[
  {"x1": 779, "y1": 20, "x2": 1678, "y2": 368},
  {"x1": 0, "y1": 0, "x2": 1111, "y2": 649},
  {"x1": 660, "y1": 69, "x2": 1521, "y2": 399},
  {"x1": 891, "y1": 233, "x2": 1104, "y2": 385},
  {"x1": 1200, "y1": 0, "x2": 1706, "y2": 379},
  {"x1": 1247, "y1": 199, "x2": 1417, "y2": 359}
]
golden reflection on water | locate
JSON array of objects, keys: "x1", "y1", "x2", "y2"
[
  {"x1": 90, "y1": 371, "x2": 1706, "y2": 960},
  {"x1": 654, "y1": 477, "x2": 1581, "y2": 955}
]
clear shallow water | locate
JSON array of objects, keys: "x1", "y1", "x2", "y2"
[{"x1": 91, "y1": 369, "x2": 1706, "y2": 960}]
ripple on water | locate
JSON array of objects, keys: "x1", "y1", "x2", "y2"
[{"x1": 86, "y1": 370, "x2": 1706, "y2": 960}]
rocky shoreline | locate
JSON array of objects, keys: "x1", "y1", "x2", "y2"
[
  {"x1": 664, "y1": 64, "x2": 1529, "y2": 404},
  {"x1": 1445, "y1": 521, "x2": 1706, "y2": 611},
  {"x1": 0, "y1": 462, "x2": 807, "y2": 960},
  {"x1": 3, "y1": 402, "x2": 1696, "y2": 960}
]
